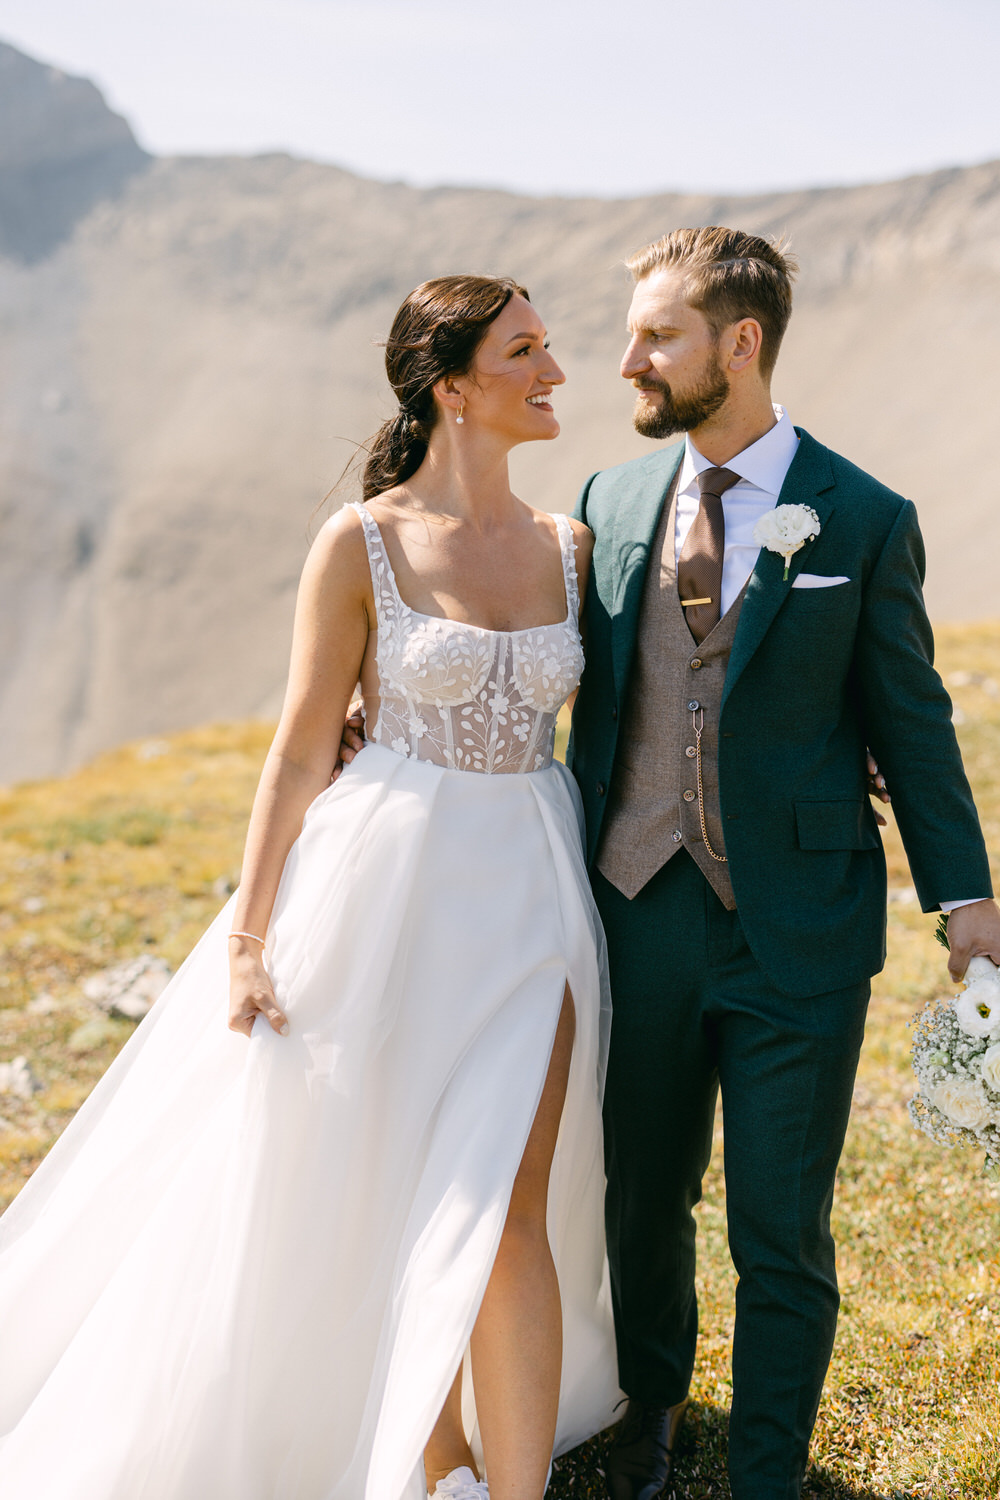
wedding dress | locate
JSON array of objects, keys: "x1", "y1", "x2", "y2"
[{"x1": 0, "y1": 504, "x2": 620, "y2": 1499}]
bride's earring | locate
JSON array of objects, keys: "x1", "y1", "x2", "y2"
[{"x1": 455, "y1": 401, "x2": 465, "y2": 426}]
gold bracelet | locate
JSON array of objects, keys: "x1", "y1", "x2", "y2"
[{"x1": 229, "y1": 931, "x2": 266, "y2": 945}]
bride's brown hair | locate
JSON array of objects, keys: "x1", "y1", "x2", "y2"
[{"x1": 362, "y1": 274, "x2": 529, "y2": 500}]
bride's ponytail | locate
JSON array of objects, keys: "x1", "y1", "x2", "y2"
[
  {"x1": 360, "y1": 275, "x2": 528, "y2": 501},
  {"x1": 362, "y1": 408, "x2": 430, "y2": 500}
]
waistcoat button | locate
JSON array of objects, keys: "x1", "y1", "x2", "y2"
[
  {"x1": 671, "y1": 830, "x2": 682, "y2": 843},
  {"x1": 685, "y1": 745, "x2": 696, "y2": 758},
  {"x1": 687, "y1": 699, "x2": 700, "y2": 712},
  {"x1": 682, "y1": 789, "x2": 696, "y2": 802},
  {"x1": 690, "y1": 658, "x2": 702, "y2": 669}
]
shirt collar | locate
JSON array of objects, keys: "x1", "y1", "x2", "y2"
[{"x1": 678, "y1": 404, "x2": 799, "y2": 498}]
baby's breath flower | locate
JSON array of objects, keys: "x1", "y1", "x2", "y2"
[{"x1": 910, "y1": 960, "x2": 1000, "y2": 1172}]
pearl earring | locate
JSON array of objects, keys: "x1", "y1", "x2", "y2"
[{"x1": 455, "y1": 402, "x2": 465, "y2": 426}]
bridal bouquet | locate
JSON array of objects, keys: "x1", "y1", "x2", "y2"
[{"x1": 909, "y1": 955, "x2": 1000, "y2": 1177}]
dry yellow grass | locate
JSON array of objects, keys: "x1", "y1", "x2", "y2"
[
  {"x1": 0, "y1": 721, "x2": 273, "y2": 1198},
  {"x1": 2, "y1": 624, "x2": 1000, "y2": 1496}
]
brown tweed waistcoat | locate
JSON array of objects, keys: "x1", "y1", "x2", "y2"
[{"x1": 596, "y1": 480, "x2": 747, "y2": 908}]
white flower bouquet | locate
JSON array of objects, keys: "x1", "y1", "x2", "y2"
[{"x1": 909, "y1": 954, "x2": 1000, "y2": 1178}]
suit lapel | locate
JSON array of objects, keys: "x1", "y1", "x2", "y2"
[
  {"x1": 723, "y1": 431, "x2": 837, "y2": 707},
  {"x1": 610, "y1": 446, "x2": 683, "y2": 699}
]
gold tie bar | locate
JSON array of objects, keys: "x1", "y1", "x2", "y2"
[{"x1": 681, "y1": 597, "x2": 713, "y2": 607}]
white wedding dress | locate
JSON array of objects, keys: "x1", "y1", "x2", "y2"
[{"x1": 0, "y1": 504, "x2": 620, "y2": 1499}]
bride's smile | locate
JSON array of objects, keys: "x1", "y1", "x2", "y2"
[{"x1": 448, "y1": 295, "x2": 564, "y2": 445}]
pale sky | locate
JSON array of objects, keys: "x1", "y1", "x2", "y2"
[{"x1": 1, "y1": 0, "x2": 999, "y2": 197}]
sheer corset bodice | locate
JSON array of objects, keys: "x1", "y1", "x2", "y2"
[{"x1": 352, "y1": 502, "x2": 585, "y2": 774}]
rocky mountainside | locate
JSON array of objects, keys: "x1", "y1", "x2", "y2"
[
  {"x1": 1, "y1": 38, "x2": 998, "y2": 783},
  {"x1": 0, "y1": 41, "x2": 147, "y2": 262}
]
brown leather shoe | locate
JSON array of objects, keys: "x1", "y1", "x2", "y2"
[{"x1": 604, "y1": 1398, "x2": 689, "y2": 1500}]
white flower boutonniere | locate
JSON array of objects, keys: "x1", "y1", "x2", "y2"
[{"x1": 753, "y1": 504, "x2": 821, "y2": 580}]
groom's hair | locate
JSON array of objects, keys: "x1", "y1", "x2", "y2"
[{"x1": 626, "y1": 227, "x2": 798, "y2": 377}]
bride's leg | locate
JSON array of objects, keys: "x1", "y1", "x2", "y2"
[
  {"x1": 425, "y1": 1366, "x2": 478, "y2": 1493},
  {"x1": 470, "y1": 984, "x2": 576, "y2": 1500}
]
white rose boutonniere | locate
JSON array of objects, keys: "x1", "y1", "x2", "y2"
[{"x1": 753, "y1": 504, "x2": 821, "y2": 580}]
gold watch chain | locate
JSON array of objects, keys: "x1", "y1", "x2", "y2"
[{"x1": 692, "y1": 708, "x2": 728, "y2": 864}]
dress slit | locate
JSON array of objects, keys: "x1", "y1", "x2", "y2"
[{"x1": 366, "y1": 960, "x2": 570, "y2": 1500}]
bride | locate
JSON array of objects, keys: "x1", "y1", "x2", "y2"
[{"x1": 0, "y1": 275, "x2": 620, "y2": 1499}]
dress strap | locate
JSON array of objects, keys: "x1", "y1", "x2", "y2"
[
  {"x1": 349, "y1": 501, "x2": 404, "y2": 631},
  {"x1": 554, "y1": 513, "x2": 581, "y2": 623}
]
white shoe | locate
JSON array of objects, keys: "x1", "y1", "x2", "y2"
[{"x1": 430, "y1": 1466, "x2": 489, "y2": 1499}]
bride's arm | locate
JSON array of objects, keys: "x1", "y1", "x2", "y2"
[
  {"x1": 228, "y1": 508, "x2": 372, "y2": 1038},
  {"x1": 563, "y1": 517, "x2": 594, "y2": 714}
]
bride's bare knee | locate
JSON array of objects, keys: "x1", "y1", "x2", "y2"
[{"x1": 493, "y1": 1206, "x2": 551, "y2": 1280}]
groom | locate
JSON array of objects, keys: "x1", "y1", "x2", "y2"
[{"x1": 567, "y1": 226, "x2": 1000, "y2": 1500}]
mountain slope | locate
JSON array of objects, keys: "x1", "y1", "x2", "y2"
[{"x1": 1, "y1": 40, "x2": 998, "y2": 782}]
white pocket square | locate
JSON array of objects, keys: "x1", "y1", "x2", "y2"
[{"x1": 791, "y1": 574, "x2": 851, "y2": 589}]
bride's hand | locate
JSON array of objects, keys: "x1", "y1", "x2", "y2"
[{"x1": 228, "y1": 943, "x2": 289, "y2": 1038}]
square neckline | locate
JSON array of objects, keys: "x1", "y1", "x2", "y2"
[{"x1": 353, "y1": 503, "x2": 578, "y2": 638}]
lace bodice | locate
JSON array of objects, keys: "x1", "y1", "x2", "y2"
[{"x1": 352, "y1": 502, "x2": 585, "y2": 774}]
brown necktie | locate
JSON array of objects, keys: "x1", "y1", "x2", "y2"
[{"x1": 677, "y1": 466, "x2": 740, "y2": 644}]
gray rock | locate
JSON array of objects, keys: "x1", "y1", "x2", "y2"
[
  {"x1": 136, "y1": 739, "x2": 170, "y2": 761},
  {"x1": 0, "y1": 1056, "x2": 42, "y2": 1098},
  {"x1": 82, "y1": 954, "x2": 171, "y2": 1020},
  {"x1": 26, "y1": 991, "x2": 59, "y2": 1015}
]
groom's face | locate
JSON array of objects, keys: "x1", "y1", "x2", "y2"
[{"x1": 621, "y1": 268, "x2": 729, "y2": 439}]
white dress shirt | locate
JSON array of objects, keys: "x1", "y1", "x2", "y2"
[
  {"x1": 675, "y1": 404, "x2": 981, "y2": 914},
  {"x1": 675, "y1": 402, "x2": 799, "y2": 617}
]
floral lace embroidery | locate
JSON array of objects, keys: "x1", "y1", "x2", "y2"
[{"x1": 352, "y1": 503, "x2": 584, "y2": 774}]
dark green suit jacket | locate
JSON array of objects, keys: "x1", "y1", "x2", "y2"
[{"x1": 568, "y1": 430, "x2": 992, "y2": 998}]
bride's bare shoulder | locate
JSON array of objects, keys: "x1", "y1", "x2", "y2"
[
  {"x1": 533, "y1": 507, "x2": 593, "y2": 566},
  {"x1": 301, "y1": 502, "x2": 372, "y2": 602},
  {"x1": 522, "y1": 504, "x2": 593, "y2": 597}
]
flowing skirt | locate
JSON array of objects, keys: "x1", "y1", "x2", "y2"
[{"x1": 0, "y1": 744, "x2": 620, "y2": 1499}]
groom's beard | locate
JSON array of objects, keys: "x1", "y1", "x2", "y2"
[{"x1": 632, "y1": 354, "x2": 730, "y2": 438}]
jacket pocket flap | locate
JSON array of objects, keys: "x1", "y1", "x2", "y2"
[{"x1": 794, "y1": 799, "x2": 879, "y2": 851}]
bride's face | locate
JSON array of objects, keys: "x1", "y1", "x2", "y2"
[{"x1": 461, "y1": 295, "x2": 565, "y2": 443}]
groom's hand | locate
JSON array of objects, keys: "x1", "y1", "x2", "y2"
[
  {"x1": 946, "y1": 898, "x2": 1000, "y2": 982},
  {"x1": 332, "y1": 700, "x2": 366, "y2": 782},
  {"x1": 867, "y1": 751, "x2": 890, "y2": 828}
]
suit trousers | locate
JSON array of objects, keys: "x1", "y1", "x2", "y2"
[{"x1": 593, "y1": 851, "x2": 870, "y2": 1500}]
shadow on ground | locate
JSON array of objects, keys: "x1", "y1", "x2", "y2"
[{"x1": 549, "y1": 1404, "x2": 924, "y2": 1499}]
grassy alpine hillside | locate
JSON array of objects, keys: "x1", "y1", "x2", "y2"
[{"x1": 2, "y1": 623, "x2": 999, "y2": 1497}]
